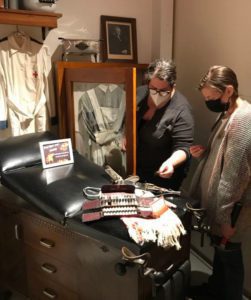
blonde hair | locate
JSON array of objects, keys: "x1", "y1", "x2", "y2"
[{"x1": 199, "y1": 65, "x2": 238, "y2": 98}]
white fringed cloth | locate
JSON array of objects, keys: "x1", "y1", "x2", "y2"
[{"x1": 121, "y1": 208, "x2": 186, "y2": 250}]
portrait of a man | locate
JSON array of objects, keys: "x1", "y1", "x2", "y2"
[
  {"x1": 101, "y1": 15, "x2": 137, "y2": 63},
  {"x1": 108, "y1": 24, "x2": 132, "y2": 55}
]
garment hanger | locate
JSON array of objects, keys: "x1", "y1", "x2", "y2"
[
  {"x1": 16, "y1": 26, "x2": 43, "y2": 44},
  {"x1": 30, "y1": 37, "x2": 43, "y2": 45},
  {"x1": 0, "y1": 36, "x2": 7, "y2": 43},
  {"x1": 14, "y1": 25, "x2": 26, "y2": 37},
  {"x1": 0, "y1": 26, "x2": 21, "y2": 43},
  {"x1": 0, "y1": 27, "x2": 43, "y2": 45},
  {"x1": 14, "y1": 26, "x2": 43, "y2": 45}
]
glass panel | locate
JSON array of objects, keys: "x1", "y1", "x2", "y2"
[{"x1": 73, "y1": 82, "x2": 127, "y2": 177}]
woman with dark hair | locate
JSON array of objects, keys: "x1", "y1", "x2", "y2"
[
  {"x1": 189, "y1": 66, "x2": 251, "y2": 300},
  {"x1": 136, "y1": 59, "x2": 194, "y2": 190}
]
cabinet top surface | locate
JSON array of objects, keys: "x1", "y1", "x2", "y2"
[
  {"x1": 0, "y1": 8, "x2": 62, "y2": 17},
  {"x1": 0, "y1": 8, "x2": 62, "y2": 28}
]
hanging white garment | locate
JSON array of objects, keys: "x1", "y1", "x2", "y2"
[
  {"x1": 0, "y1": 32, "x2": 56, "y2": 136},
  {"x1": 78, "y1": 84, "x2": 126, "y2": 175}
]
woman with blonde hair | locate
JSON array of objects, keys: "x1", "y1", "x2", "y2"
[{"x1": 189, "y1": 65, "x2": 251, "y2": 300}]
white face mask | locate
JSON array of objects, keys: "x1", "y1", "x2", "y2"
[{"x1": 151, "y1": 93, "x2": 171, "y2": 107}]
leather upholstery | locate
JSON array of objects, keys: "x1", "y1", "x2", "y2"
[
  {"x1": 0, "y1": 132, "x2": 190, "y2": 252},
  {"x1": 0, "y1": 132, "x2": 110, "y2": 221},
  {"x1": 1, "y1": 151, "x2": 111, "y2": 223},
  {"x1": 0, "y1": 131, "x2": 56, "y2": 174}
]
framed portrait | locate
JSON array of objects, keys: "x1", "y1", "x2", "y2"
[
  {"x1": 100, "y1": 15, "x2": 138, "y2": 63},
  {"x1": 39, "y1": 138, "x2": 74, "y2": 169}
]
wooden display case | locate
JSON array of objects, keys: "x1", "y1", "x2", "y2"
[{"x1": 55, "y1": 61, "x2": 148, "y2": 176}]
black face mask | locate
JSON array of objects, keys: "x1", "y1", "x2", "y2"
[{"x1": 205, "y1": 98, "x2": 230, "y2": 113}]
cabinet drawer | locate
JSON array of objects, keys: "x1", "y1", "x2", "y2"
[
  {"x1": 0, "y1": 208, "x2": 27, "y2": 296},
  {"x1": 28, "y1": 271, "x2": 79, "y2": 300},
  {"x1": 26, "y1": 246, "x2": 78, "y2": 293},
  {"x1": 22, "y1": 214, "x2": 80, "y2": 266}
]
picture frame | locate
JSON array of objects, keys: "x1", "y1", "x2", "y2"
[
  {"x1": 63, "y1": 64, "x2": 136, "y2": 176},
  {"x1": 100, "y1": 15, "x2": 138, "y2": 63},
  {"x1": 55, "y1": 62, "x2": 148, "y2": 176},
  {"x1": 39, "y1": 138, "x2": 74, "y2": 169}
]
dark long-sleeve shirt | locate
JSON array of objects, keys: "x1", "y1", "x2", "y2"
[{"x1": 136, "y1": 85, "x2": 194, "y2": 190}]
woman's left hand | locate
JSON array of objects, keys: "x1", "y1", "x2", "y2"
[
  {"x1": 120, "y1": 136, "x2": 127, "y2": 151},
  {"x1": 157, "y1": 160, "x2": 174, "y2": 178},
  {"x1": 221, "y1": 223, "x2": 236, "y2": 240}
]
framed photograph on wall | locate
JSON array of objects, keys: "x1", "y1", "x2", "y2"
[{"x1": 100, "y1": 15, "x2": 138, "y2": 63}]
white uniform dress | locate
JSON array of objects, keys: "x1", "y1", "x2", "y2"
[
  {"x1": 0, "y1": 32, "x2": 56, "y2": 137},
  {"x1": 77, "y1": 84, "x2": 126, "y2": 176}
]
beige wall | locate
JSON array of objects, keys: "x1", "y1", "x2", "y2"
[
  {"x1": 0, "y1": 0, "x2": 173, "y2": 139},
  {"x1": 174, "y1": 0, "x2": 251, "y2": 145},
  {"x1": 0, "y1": 0, "x2": 154, "y2": 63},
  {"x1": 152, "y1": 0, "x2": 174, "y2": 60},
  {"x1": 173, "y1": 0, "x2": 251, "y2": 296},
  {"x1": 0, "y1": 0, "x2": 174, "y2": 63}
]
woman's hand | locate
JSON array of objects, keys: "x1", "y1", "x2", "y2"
[
  {"x1": 221, "y1": 223, "x2": 236, "y2": 240},
  {"x1": 190, "y1": 145, "x2": 206, "y2": 158},
  {"x1": 121, "y1": 137, "x2": 127, "y2": 151},
  {"x1": 157, "y1": 160, "x2": 174, "y2": 178}
]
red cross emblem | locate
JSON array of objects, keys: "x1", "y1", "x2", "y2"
[{"x1": 33, "y1": 71, "x2": 38, "y2": 78}]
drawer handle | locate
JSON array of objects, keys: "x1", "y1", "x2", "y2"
[
  {"x1": 42, "y1": 288, "x2": 57, "y2": 299},
  {"x1": 41, "y1": 263, "x2": 57, "y2": 274},
  {"x1": 14, "y1": 224, "x2": 21, "y2": 240},
  {"x1": 40, "y1": 238, "x2": 55, "y2": 248}
]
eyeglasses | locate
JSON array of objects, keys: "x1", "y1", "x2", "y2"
[{"x1": 149, "y1": 88, "x2": 171, "y2": 97}]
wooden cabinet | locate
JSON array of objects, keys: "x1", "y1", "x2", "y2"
[
  {"x1": 28, "y1": 273, "x2": 79, "y2": 300},
  {"x1": 0, "y1": 186, "x2": 80, "y2": 299},
  {"x1": 55, "y1": 61, "x2": 148, "y2": 176},
  {"x1": 22, "y1": 212, "x2": 80, "y2": 299},
  {"x1": 20, "y1": 210, "x2": 142, "y2": 300},
  {"x1": 0, "y1": 184, "x2": 191, "y2": 300},
  {"x1": 0, "y1": 186, "x2": 141, "y2": 300},
  {"x1": 0, "y1": 9, "x2": 62, "y2": 27},
  {"x1": 0, "y1": 190, "x2": 27, "y2": 296},
  {"x1": 0, "y1": 213, "x2": 25, "y2": 294},
  {"x1": 26, "y1": 249, "x2": 78, "y2": 292},
  {"x1": 0, "y1": 9, "x2": 62, "y2": 39}
]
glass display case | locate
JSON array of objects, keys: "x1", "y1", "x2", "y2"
[{"x1": 56, "y1": 62, "x2": 148, "y2": 176}]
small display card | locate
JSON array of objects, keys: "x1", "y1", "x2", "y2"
[{"x1": 39, "y1": 138, "x2": 74, "y2": 169}]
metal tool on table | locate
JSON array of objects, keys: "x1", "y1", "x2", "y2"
[
  {"x1": 104, "y1": 165, "x2": 140, "y2": 185},
  {"x1": 104, "y1": 165, "x2": 181, "y2": 196}
]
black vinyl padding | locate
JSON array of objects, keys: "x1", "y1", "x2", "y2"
[
  {"x1": 0, "y1": 131, "x2": 56, "y2": 174},
  {"x1": 1, "y1": 151, "x2": 111, "y2": 221},
  {"x1": 0, "y1": 132, "x2": 134, "y2": 248},
  {"x1": 0, "y1": 132, "x2": 189, "y2": 251}
]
